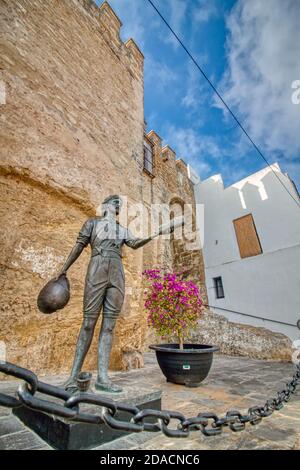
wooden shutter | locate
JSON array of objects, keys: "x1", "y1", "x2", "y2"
[
  {"x1": 143, "y1": 140, "x2": 154, "y2": 175},
  {"x1": 233, "y1": 214, "x2": 262, "y2": 258}
]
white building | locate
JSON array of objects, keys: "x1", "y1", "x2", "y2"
[{"x1": 190, "y1": 163, "x2": 300, "y2": 340}]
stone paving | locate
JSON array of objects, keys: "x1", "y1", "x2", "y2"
[{"x1": 0, "y1": 353, "x2": 299, "y2": 450}]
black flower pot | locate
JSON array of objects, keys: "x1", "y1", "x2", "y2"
[{"x1": 149, "y1": 343, "x2": 219, "y2": 387}]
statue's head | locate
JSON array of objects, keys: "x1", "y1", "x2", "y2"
[{"x1": 102, "y1": 195, "x2": 122, "y2": 216}]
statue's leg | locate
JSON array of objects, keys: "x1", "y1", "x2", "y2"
[
  {"x1": 95, "y1": 281, "x2": 124, "y2": 393},
  {"x1": 65, "y1": 316, "x2": 97, "y2": 390},
  {"x1": 96, "y1": 316, "x2": 118, "y2": 385},
  {"x1": 65, "y1": 256, "x2": 107, "y2": 391}
]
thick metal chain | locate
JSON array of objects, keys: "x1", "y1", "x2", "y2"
[{"x1": 0, "y1": 361, "x2": 299, "y2": 438}]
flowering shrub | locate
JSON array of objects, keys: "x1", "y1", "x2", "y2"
[{"x1": 142, "y1": 269, "x2": 204, "y2": 349}]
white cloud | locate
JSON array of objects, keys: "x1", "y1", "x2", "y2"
[
  {"x1": 159, "y1": 0, "x2": 218, "y2": 48},
  {"x1": 181, "y1": 60, "x2": 209, "y2": 115},
  {"x1": 194, "y1": 0, "x2": 218, "y2": 23},
  {"x1": 162, "y1": 124, "x2": 227, "y2": 177},
  {"x1": 162, "y1": 0, "x2": 188, "y2": 49},
  {"x1": 145, "y1": 56, "x2": 178, "y2": 92},
  {"x1": 219, "y1": 0, "x2": 300, "y2": 183},
  {"x1": 164, "y1": 125, "x2": 220, "y2": 159},
  {"x1": 106, "y1": 0, "x2": 147, "y2": 47}
]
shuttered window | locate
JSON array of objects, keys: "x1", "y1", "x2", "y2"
[
  {"x1": 233, "y1": 214, "x2": 262, "y2": 259},
  {"x1": 214, "y1": 277, "x2": 225, "y2": 299},
  {"x1": 143, "y1": 140, "x2": 154, "y2": 176}
]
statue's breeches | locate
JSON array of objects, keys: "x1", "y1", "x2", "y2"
[{"x1": 83, "y1": 255, "x2": 125, "y2": 320}]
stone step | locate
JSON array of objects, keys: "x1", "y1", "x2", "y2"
[{"x1": 0, "y1": 414, "x2": 52, "y2": 450}]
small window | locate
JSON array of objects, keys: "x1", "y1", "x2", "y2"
[
  {"x1": 233, "y1": 214, "x2": 262, "y2": 259},
  {"x1": 143, "y1": 140, "x2": 154, "y2": 176},
  {"x1": 214, "y1": 277, "x2": 224, "y2": 299}
]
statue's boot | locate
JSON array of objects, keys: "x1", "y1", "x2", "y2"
[
  {"x1": 64, "y1": 377, "x2": 79, "y2": 394},
  {"x1": 64, "y1": 317, "x2": 98, "y2": 393},
  {"x1": 95, "y1": 380, "x2": 122, "y2": 393}
]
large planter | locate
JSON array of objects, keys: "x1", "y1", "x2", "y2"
[{"x1": 149, "y1": 343, "x2": 219, "y2": 387}]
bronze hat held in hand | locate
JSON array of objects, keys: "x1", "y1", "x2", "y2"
[{"x1": 37, "y1": 274, "x2": 70, "y2": 314}]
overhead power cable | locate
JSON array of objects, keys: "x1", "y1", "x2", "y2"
[
  {"x1": 203, "y1": 304, "x2": 298, "y2": 329},
  {"x1": 146, "y1": 0, "x2": 300, "y2": 209}
]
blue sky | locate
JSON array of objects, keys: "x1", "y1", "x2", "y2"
[{"x1": 99, "y1": 0, "x2": 300, "y2": 188}]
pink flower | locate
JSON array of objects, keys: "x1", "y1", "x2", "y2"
[
  {"x1": 142, "y1": 269, "x2": 204, "y2": 342},
  {"x1": 153, "y1": 282, "x2": 163, "y2": 291}
]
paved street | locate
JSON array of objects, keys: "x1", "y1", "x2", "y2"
[{"x1": 0, "y1": 353, "x2": 299, "y2": 450}]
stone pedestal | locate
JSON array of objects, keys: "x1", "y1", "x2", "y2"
[{"x1": 14, "y1": 380, "x2": 162, "y2": 450}]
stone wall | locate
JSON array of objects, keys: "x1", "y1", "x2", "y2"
[
  {"x1": 0, "y1": 0, "x2": 207, "y2": 377},
  {"x1": 190, "y1": 312, "x2": 293, "y2": 362}
]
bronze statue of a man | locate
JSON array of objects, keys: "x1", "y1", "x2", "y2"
[{"x1": 58, "y1": 195, "x2": 170, "y2": 393}]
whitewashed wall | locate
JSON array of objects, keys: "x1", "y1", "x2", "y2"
[{"x1": 192, "y1": 164, "x2": 300, "y2": 340}]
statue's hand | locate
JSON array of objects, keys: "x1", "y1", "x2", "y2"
[
  {"x1": 166, "y1": 220, "x2": 176, "y2": 234},
  {"x1": 154, "y1": 216, "x2": 184, "y2": 238},
  {"x1": 55, "y1": 271, "x2": 67, "y2": 281}
]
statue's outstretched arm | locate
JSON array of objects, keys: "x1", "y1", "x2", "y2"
[
  {"x1": 124, "y1": 216, "x2": 184, "y2": 250},
  {"x1": 124, "y1": 235, "x2": 153, "y2": 250}
]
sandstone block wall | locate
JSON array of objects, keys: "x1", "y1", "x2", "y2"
[{"x1": 190, "y1": 312, "x2": 293, "y2": 362}]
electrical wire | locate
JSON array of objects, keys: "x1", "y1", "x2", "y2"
[
  {"x1": 146, "y1": 0, "x2": 300, "y2": 209},
  {"x1": 203, "y1": 303, "x2": 298, "y2": 328}
]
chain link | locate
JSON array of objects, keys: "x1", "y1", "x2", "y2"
[{"x1": 0, "y1": 361, "x2": 299, "y2": 438}]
